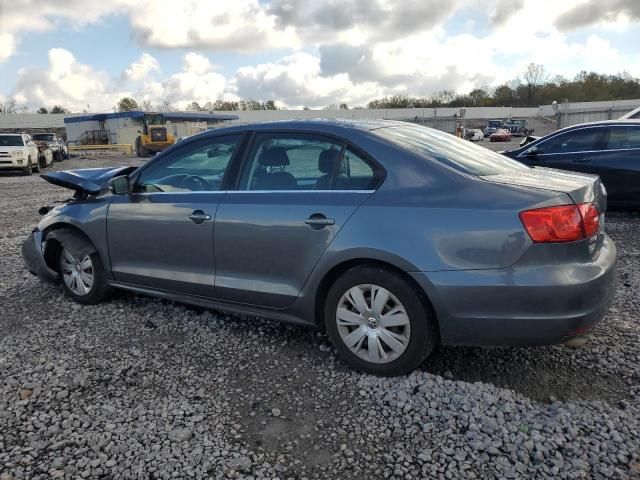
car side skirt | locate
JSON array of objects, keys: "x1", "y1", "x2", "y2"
[{"x1": 108, "y1": 281, "x2": 316, "y2": 327}]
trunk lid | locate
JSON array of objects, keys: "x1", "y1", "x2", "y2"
[
  {"x1": 481, "y1": 166, "x2": 608, "y2": 214},
  {"x1": 41, "y1": 166, "x2": 137, "y2": 195}
]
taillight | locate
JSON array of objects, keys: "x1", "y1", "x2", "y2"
[
  {"x1": 578, "y1": 203, "x2": 600, "y2": 237},
  {"x1": 519, "y1": 203, "x2": 600, "y2": 243}
]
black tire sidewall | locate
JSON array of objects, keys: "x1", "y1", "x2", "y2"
[
  {"x1": 58, "y1": 249, "x2": 110, "y2": 305},
  {"x1": 324, "y1": 266, "x2": 436, "y2": 376},
  {"x1": 23, "y1": 158, "x2": 32, "y2": 175}
]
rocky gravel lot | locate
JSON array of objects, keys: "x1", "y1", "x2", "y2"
[{"x1": 1, "y1": 154, "x2": 639, "y2": 479}]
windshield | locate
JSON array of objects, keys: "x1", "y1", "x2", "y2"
[
  {"x1": 373, "y1": 124, "x2": 530, "y2": 176},
  {"x1": 487, "y1": 121, "x2": 502, "y2": 127},
  {"x1": 145, "y1": 114, "x2": 164, "y2": 125},
  {"x1": 32, "y1": 134, "x2": 55, "y2": 141},
  {"x1": 0, "y1": 135, "x2": 24, "y2": 146}
]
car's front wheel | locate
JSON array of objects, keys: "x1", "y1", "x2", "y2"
[
  {"x1": 58, "y1": 246, "x2": 112, "y2": 304},
  {"x1": 325, "y1": 266, "x2": 436, "y2": 376}
]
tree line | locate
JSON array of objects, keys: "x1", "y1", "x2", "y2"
[
  {"x1": 115, "y1": 97, "x2": 279, "y2": 113},
  {"x1": 366, "y1": 65, "x2": 640, "y2": 109},
  {"x1": 2, "y1": 64, "x2": 640, "y2": 114}
]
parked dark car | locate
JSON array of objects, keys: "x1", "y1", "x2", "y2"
[
  {"x1": 502, "y1": 120, "x2": 640, "y2": 208},
  {"x1": 23, "y1": 120, "x2": 616, "y2": 376}
]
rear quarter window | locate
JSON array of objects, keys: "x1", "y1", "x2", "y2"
[{"x1": 372, "y1": 125, "x2": 529, "y2": 176}]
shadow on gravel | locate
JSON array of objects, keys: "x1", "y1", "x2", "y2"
[{"x1": 421, "y1": 345, "x2": 629, "y2": 405}]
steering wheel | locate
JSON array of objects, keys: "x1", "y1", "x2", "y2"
[{"x1": 178, "y1": 175, "x2": 210, "y2": 191}]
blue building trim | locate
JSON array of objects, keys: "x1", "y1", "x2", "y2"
[{"x1": 64, "y1": 111, "x2": 239, "y2": 124}]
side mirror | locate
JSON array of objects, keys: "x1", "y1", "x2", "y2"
[
  {"x1": 207, "y1": 148, "x2": 220, "y2": 158},
  {"x1": 108, "y1": 175, "x2": 130, "y2": 195}
]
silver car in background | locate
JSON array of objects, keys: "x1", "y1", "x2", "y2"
[{"x1": 23, "y1": 120, "x2": 616, "y2": 376}]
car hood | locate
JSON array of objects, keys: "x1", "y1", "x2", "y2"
[
  {"x1": 481, "y1": 167, "x2": 607, "y2": 213},
  {"x1": 41, "y1": 166, "x2": 137, "y2": 195}
]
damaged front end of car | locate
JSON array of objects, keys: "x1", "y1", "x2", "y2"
[{"x1": 22, "y1": 165, "x2": 137, "y2": 284}]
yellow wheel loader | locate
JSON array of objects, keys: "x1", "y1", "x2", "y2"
[{"x1": 135, "y1": 113, "x2": 175, "y2": 157}]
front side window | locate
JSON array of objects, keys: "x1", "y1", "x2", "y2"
[
  {"x1": 0, "y1": 135, "x2": 24, "y2": 146},
  {"x1": 537, "y1": 128, "x2": 604, "y2": 154},
  {"x1": 606, "y1": 126, "x2": 640, "y2": 150},
  {"x1": 240, "y1": 133, "x2": 345, "y2": 191},
  {"x1": 135, "y1": 134, "x2": 242, "y2": 192}
]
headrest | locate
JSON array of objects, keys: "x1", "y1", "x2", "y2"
[
  {"x1": 258, "y1": 147, "x2": 290, "y2": 167},
  {"x1": 318, "y1": 148, "x2": 341, "y2": 173}
]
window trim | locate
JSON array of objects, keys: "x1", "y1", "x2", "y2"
[{"x1": 231, "y1": 129, "x2": 386, "y2": 192}]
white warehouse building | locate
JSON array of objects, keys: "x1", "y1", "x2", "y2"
[{"x1": 63, "y1": 111, "x2": 239, "y2": 145}]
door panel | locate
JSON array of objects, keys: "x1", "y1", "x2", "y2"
[
  {"x1": 108, "y1": 193, "x2": 222, "y2": 296},
  {"x1": 213, "y1": 191, "x2": 370, "y2": 308},
  {"x1": 106, "y1": 133, "x2": 244, "y2": 296}
]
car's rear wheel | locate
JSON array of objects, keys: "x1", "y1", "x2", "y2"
[
  {"x1": 324, "y1": 266, "x2": 436, "y2": 376},
  {"x1": 58, "y1": 246, "x2": 112, "y2": 304}
]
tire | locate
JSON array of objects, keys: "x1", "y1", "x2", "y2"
[
  {"x1": 32, "y1": 158, "x2": 40, "y2": 173},
  {"x1": 38, "y1": 154, "x2": 47, "y2": 170},
  {"x1": 22, "y1": 158, "x2": 33, "y2": 176},
  {"x1": 324, "y1": 265, "x2": 436, "y2": 376},
  {"x1": 135, "y1": 137, "x2": 147, "y2": 157},
  {"x1": 58, "y1": 245, "x2": 112, "y2": 305}
]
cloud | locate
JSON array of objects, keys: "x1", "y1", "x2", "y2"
[
  {"x1": 127, "y1": 0, "x2": 297, "y2": 52},
  {"x1": 156, "y1": 53, "x2": 226, "y2": 106},
  {"x1": 268, "y1": 0, "x2": 459, "y2": 42},
  {"x1": 11, "y1": 48, "x2": 228, "y2": 111},
  {"x1": 12, "y1": 48, "x2": 122, "y2": 111},
  {"x1": 122, "y1": 53, "x2": 159, "y2": 81},
  {"x1": 227, "y1": 52, "x2": 382, "y2": 108},
  {"x1": 0, "y1": 33, "x2": 15, "y2": 62},
  {"x1": 489, "y1": 0, "x2": 525, "y2": 27},
  {"x1": 555, "y1": 0, "x2": 640, "y2": 30}
]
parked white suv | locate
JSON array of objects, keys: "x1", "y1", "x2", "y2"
[{"x1": 0, "y1": 134, "x2": 40, "y2": 175}]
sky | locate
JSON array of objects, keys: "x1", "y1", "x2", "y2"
[{"x1": 0, "y1": 0, "x2": 639, "y2": 111}]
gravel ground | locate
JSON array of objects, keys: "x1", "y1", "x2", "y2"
[{"x1": 1, "y1": 154, "x2": 639, "y2": 479}]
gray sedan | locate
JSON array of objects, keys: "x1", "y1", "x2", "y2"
[{"x1": 22, "y1": 120, "x2": 617, "y2": 376}]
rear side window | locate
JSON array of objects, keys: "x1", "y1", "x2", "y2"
[
  {"x1": 240, "y1": 133, "x2": 345, "y2": 191},
  {"x1": 538, "y1": 128, "x2": 604, "y2": 154},
  {"x1": 336, "y1": 148, "x2": 376, "y2": 190},
  {"x1": 373, "y1": 124, "x2": 529, "y2": 176},
  {"x1": 606, "y1": 126, "x2": 640, "y2": 150}
]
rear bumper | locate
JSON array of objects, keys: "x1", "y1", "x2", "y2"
[
  {"x1": 22, "y1": 230, "x2": 58, "y2": 283},
  {"x1": 411, "y1": 234, "x2": 617, "y2": 347}
]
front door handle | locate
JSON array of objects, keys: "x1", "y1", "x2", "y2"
[
  {"x1": 189, "y1": 210, "x2": 211, "y2": 224},
  {"x1": 573, "y1": 158, "x2": 591, "y2": 163},
  {"x1": 304, "y1": 214, "x2": 335, "y2": 229}
]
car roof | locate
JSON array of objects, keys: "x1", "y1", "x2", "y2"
[
  {"x1": 0, "y1": 133, "x2": 22, "y2": 136},
  {"x1": 192, "y1": 118, "x2": 409, "y2": 139},
  {"x1": 563, "y1": 119, "x2": 640, "y2": 129}
]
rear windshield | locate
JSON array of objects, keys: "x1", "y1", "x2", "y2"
[
  {"x1": 372, "y1": 124, "x2": 529, "y2": 176},
  {"x1": 0, "y1": 135, "x2": 24, "y2": 146}
]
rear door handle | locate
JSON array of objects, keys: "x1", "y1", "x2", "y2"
[
  {"x1": 189, "y1": 210, "x2": 211, "y2": 224},
  {"x1": 573, "y1": 158, "x2": 591, "y2": 163},
  {"x1": 304, "y1": 214, "x2": 335, "y2": 229}
]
